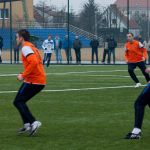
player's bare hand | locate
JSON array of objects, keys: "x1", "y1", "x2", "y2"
[
  {"x1": 145, "y1": 68, "x2": 150, "y2": 73},
  {"x1": 142, "y1": 57, "x2": 145, "y2": 61},
  {"x1": 17, "y1": 74, "x2": 24, "y2": 81}
]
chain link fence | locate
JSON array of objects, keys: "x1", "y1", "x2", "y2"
[{"x1": 0, "y1": 0, "x2": 149, "y2": 64}]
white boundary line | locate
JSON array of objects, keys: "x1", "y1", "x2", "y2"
[
  {"x1": 0, "y1": 70, "x2": 128, "y2": 77},
  {"x1": 0, "y1": 85, "x2": 146, "y2": 94},
  {"x1": 86, "y1": 75, "x2": 144, "y2": 78}
]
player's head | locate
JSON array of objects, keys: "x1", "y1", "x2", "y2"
[
  {"x1": 55, "y1": 35, "x2": 59, "y2": 39},
  {"x1": 75, "y1": 36, "x2": 79, "y2": 39},
  {"x1": 127, "y1": 32, "x2": 134, "y2": 42},
  {"x1": 16, "y1": 29, "x2": 30, "y2": 46},
  {"x1": 48, "y1": 35, "x2": 52, "y2": 40}
]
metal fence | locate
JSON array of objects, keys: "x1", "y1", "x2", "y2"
[{"x1": 0, "y1": 0, "x2": 149, "y2": 64}]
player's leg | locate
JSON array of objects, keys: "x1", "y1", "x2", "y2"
[
  {"x1": 13, "y1": 83, "x2": 45, "y2": 135},
  {"x1": 55, "y1": 48, "x2": 59, "y2": 63},
  {"x1": 138, "y1": 61, "x2": 150, "y2": 82},
  {"x1": 43, "y1": 53, "x2": 47, "y2": 65},
  {"x1": 95, "y1": 48, "x2": 99, "y2": 64},
  {"x1": 112, "y1": 48, "x2": 115, "y2": 64},
  {"x1": 125, "y1": 84, "x2": 150, "y2": 139},
  {"x1": 107, "y1": 50, "x2": 111, "y2": 64},
  {"x1": 102, "y1": 49, "x2": 107, "y2": 63},
  {"x1": 58, "y1": 48, "x2": 62, "y2": 63},
  {"x1": 14, "y1": 83, "x2": 44, "y2": 124},
  {"x1": 69, "y1": 48, "x2": 72, "y2": 62},
  {"x1": 0, "y1": 49, "x2": 2, "y2": 63},
  {"x1": 74, "y1": 48, "x2": 78, "y2": 63},
  {"x1": 91, "y1": 48, "x2": 94, "y2": 64},
  {"x1": 148, "y1": 51, "x2": 150, "y2": 64},
  {"x1": 65, "y1": 48, "x2": 69, "y2": 62},
  {"x1": 77, "y1": 48, "x2": 80, "y2": 64},
  {"x1": 128, "y1": 63, "x2": 141, "y2": 87},
  {"x1": 47, "y1": 53, "x2": 51, "y2": 67},
  {"x1": 78, "y1": 48, "x2": 81, "y2": 64}
]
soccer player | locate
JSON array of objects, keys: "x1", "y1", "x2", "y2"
[
  {"x1": 125, "y1": 67, "x2": 150, "y2": 139},
  {"x1": 125, "y1": 33, "x2": 150, "y2": 88},
  {"x1": 42, "y1": 35, "x2": 54, "y2": 67},
  {"x1": 14, "y1": 29, "x2": 46, "y2": 136}
]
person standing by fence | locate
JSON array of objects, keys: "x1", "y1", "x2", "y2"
[
  {"x1": 102, "y1": 36, "x2": 109, "y2": 64},
  {"x1": 54, "y1": 35, "x2": 62, "y2": 64},
  {"x1": 13, "y1": 37, "x2": 20, "y2": 63},
  {"x1": 63, "y1": 35, "x2": 72, "y2": 63},
  {"x1": 73, "y1": 36, "x2": 82, "y2": 64},
  {"x1": 0, "y1": 36, "x2": 3, "y2": 63},
  {"x1": 108, "y1": 36, "x2": 117, "y2": 64},
  {"x1": 90, "y1": 36, "x2": 99, "y2": 64}
]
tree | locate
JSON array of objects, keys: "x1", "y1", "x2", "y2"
[
  {"x1": 78, "y1": 0, "x2": 99, "y2": 34},
  {"x1": 133, "y1": 12, "x2": 147, "y2": 39}
]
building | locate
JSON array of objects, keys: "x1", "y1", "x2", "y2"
[
  {"x1": 115, "y1": 0, "x2": 150, "y2": 16},
  {"x1": 0, "y1": 0, "x2": 33, "y2": 28},
  {"x1": 101, "y1": 4, "x2": 140, "y2": 36}
]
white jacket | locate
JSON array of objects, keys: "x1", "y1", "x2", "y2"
[{"x1": 42, "y1": 39, "x2": 54, "y2": 53}]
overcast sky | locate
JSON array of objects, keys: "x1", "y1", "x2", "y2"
[{"x1": 34, "y1": 0, "x2": 116, "y2": 13}]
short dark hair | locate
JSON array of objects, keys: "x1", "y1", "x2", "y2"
[
  {"x1": 17, "y1": 29, "x2": 30, "y2": 41},
  {"x1": 127, "y1": 32, "x2": 134, "y2": 37}
]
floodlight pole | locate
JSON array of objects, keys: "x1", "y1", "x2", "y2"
[
  {"x1": 67, "y1": 0, "x2": 70, "y2": 64},
  {"x1": 127, "y1": 0, "x2": 129, "y2": 33},
  {"x1": 147, "y1": 0, "x2": 149, "y2": 41},
  {"x1": 10, "y1": 0, "x2": 13, "y2": 64}
]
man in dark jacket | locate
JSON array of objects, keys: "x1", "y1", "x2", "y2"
[
  {"x1": 102, "y1": 36, "x2": 109, "y2": 64},
  {"x1": 90, "y1": 36, "x2": 99, "y2": 64},
  {"x1": 54, "y1": 35, "x2": 62, "y2": 64},
  {"x1": 0, "y1": 36, "x2": 3, "y2": 63},
  {"x1": 108, "y1": 36, "x2": 117, "y2": 64},
  {"x1": 13, "y1": 36, "x2": 20, "y2": 63},
  {"x1": 73, "y1": 36, "x2": 82, "y2": 64},
  {"x1": 63, "y1": 35, "x2": 72, "y2": 63}
]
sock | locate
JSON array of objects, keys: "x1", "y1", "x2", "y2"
[
  {"x1": 132, "y1": 128, "x2": 141, "y2": 134},
  {"x1": 24, "y1": 123, "x2": 30, "y2": 128}
]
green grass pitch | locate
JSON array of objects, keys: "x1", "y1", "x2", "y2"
[{"x1": 0, "y1": 64, "x2": 150, "y2": 150}]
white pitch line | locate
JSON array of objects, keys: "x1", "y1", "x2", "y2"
[
  {"x1": 86, "y1": 75, "x2": 144, "y2": 78},
  {"x1": 46, "y1": 70, "x2": 128, "y2": 75},
  {"x1": 0, "y1": 74, "x2": 17, "y2": 77},
  {"x1": 0, "y1": 70, "x2": 128, "y2": 77},
  {"x1": 0, "y1": 85, "x2": 146, "y2": 94}
]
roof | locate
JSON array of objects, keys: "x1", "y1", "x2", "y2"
[
  {"x1": 115, "y1": 0, "x2": 150, "y2": 8},
  {"x1": 110, "y1": 5, "x2": 139, "y2": 29}
]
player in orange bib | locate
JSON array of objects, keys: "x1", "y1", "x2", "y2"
[
  {"x1": 125, "y1": 33, "x2": 150, "y2": 88},
  {"x1": 14, "y1": 29, "x2": 46, "y2": 136}
]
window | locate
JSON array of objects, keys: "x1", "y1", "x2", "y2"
[{"x1": 0, "y1": 9, "x2": 9, "y2": 19}]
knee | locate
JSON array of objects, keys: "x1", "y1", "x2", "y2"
[
  {"x1": 13, "y1": 96, "x2": 24, "y2": 108},
  {"x1": 134, "y1": 97, "x2": 144, "y2": 109},
  {"x1": 13, "y1": 99, "x2": 19, "y2": 107},
  {"x1": 128, "y1": 68, "x2": 134, "y2": 74}
]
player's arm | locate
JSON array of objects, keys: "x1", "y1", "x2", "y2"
[
  {"x1": 124, "y1": 44, "x2": 129, "y2": 63},
  {"x1": 42, "y1": 40, "x2": 47, "y2": 50},
  {"x1": 139, "y1": 42, "x2": 148, "y2": 60},
  {"x1": 142, "y1": 48, "x2": 148, "y2": 60}
]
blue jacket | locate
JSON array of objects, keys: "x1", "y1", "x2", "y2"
[{"x1": 63, "y1": 38, "x2": 72, "y2": 49}]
